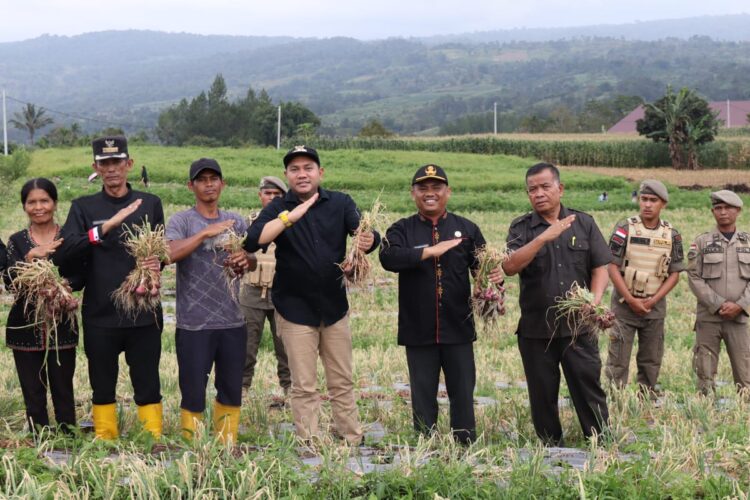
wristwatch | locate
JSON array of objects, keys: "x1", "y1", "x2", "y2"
[{"x1": 278, "y1": 210, "x2": 293, "y2": 228}]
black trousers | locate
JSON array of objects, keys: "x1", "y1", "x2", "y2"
[
  {"x1": 84, "y1": 324, "x2": 162, "y2": 406},
  {"x1": 176, "y1": 326, "x2": 247, "y2": 412},
  {"x1": 405, "y1": 342, "x2": 476, "y2": 444},
  {"x1": 13, "y1": 348, "x2": 76, "y2": 433},
  {"x1": 518, "y1": 335, "x2": 609, "y2": 445}
]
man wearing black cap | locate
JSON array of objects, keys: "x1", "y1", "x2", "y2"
[
  {"x1": 502, "y1": 162, "x2": 611, "y2": 446},
  {"x1": 165, "y1": 158, "x2": 253, "y2": 444},
  {"x1": 239, "y1": 176, "x2": 291, "y2": 397},
  {"x1": 244, "y1": 145, "x2": 380, "y2": 445},
  {"x1": 56, "y1": 135, "x2": 165, "y2": 440},
  {"x1": 379, "y1": 165, "x2": 503, "y2": 444},
  {"x1": 605, "y1": 180, "x2": 684, "y2": 394},
  {"x1": 688, "y1": 189, "x2": 750, "y2": 395}
]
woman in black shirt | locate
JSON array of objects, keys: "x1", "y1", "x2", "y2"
[{"x1": 4, "y1": 178, "x2": 80, "y2": 434}]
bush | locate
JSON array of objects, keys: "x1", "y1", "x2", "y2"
[{"x1": 0, "y1": 148, "x2": 31, "y2": 180}]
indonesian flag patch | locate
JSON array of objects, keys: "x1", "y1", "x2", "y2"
[
  {"x1": 88, "y1": 226, "x2": 102, "y2": 245},
  {"x1": 611, "y1": 227, "x2": 628, "y2": 246}
]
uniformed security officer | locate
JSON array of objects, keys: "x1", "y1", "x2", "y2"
[
  {"x1": 688, "y1": 190, "x2": 750, "y2": 395},
  {"x1": 503, "y1": 162, "x2": 611, "y2": 445},
  {"x1": 239, "y1": 176, "x2": 291, "y2": 397},
  {"x1": 605, "y1": 180, "x2": 684, "y2": 394}
]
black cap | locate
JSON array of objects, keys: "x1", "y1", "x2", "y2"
[
  {"x1": 92, "y1": 135, "x2": 128, "y2": 161},
  {"x1": 189, "y1": 158, "x2": 222, "y2": 181},
  {"x1": 283, "y1": 145, "x2": 320, "y2": 168},
  {"x1": 412, "y1": 164, "x2": 448, "y2": 185}
]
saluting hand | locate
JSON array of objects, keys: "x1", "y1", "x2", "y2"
[
  {"x1": 102, "y1": 199, "x2": 143, "y2": 235},
  {"x1": 356, "y1": 231, "x2": 375, "y2": 252},
  {"x1": 539, "y1": 214, "x2": 576, "y2": 243},
  {"x1": 25, "y1": 238, "x2": 64, "y2": 261},
  {"x1": 422, "y1": 238, "x2": 462, "y2": 260},
  {"x1": 202, "y1": 219, "x2": 236, "y2": 239},
  {"x1": 288, "y1": 192, "x2": 319, "y2": 223}
]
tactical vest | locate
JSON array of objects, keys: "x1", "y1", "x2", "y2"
[
  {"x1": 246, "y1": 243, "x2": 276, "y2": 298},
  {"x1": 243, "y1": 211, "x2": 276, "y2": 298},
  {"x1": 621, "y1": 216, "x2": 672, "y2": 298}
]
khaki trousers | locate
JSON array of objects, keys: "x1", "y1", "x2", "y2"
[
  {"x1": 693, "y1": 320, "x2": 750, "y2": 395},
  {"x1": 275, "y1": 312, "x2": 362, "y2": 444},
  {"x1": 605, "y1": 317, "x2": 665, "y2": 390}
]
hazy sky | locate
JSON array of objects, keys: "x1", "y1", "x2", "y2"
[{"x1": 1, "y1": 0, "x2": 747, "y2": 42}]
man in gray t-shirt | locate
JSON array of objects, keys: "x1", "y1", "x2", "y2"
[{"x1": 166, "y1": 158, "x2": 253, "y2": 445}]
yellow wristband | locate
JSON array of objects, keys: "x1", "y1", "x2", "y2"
[{"x1": 278, "y1": 210, "x2": 293, "y2": 228}]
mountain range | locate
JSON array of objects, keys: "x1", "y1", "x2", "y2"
[{"x1": 1, "y1": 14, "x2": 749, "y2": 139}]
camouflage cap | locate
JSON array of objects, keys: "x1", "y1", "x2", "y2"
[
  {"x1": 711, "y1": 189, "x2": 743, "y2": 208},
  {"x1": 639, "y1": 179, "x2": 668, "y2": 203},
  {"x1": 259, "y1": 175, "x2": 287, "y2": 194}
]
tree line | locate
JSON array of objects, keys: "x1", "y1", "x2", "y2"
[{"x1": 155, "y1": 75, "x2": 319, "y2": 147}]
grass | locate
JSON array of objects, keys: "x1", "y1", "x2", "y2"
[{"x1": 1, "y1": 146, "x2": 750, "y2": 497}]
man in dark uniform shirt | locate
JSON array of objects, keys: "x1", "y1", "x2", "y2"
[
  {"x1": 56, "y1": 136, "x2": 165, "y2": 440},
  {"x1": 380, "y1": 165, "x2": 503, "y2": 444},
  {"x1": 503, "y1": 162, "x2": 611, "y2": 445}
]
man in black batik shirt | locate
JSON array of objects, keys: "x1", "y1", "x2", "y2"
[{"x1": 380, "y1": 164, "x2": 503, "y2": 444}]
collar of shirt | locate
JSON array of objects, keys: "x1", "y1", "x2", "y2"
[
  {"x1": 283, "y1": 187, "x2": 330, "y2": 207},
  {"x1": 529, "y1": 204, "x2": 570, "y2": 228},
  {"x1": 417, "y1": 211, "x2": 448, "y2": 225},
  {"x1": 101, "y1": 183, "x2": 134, "y2": 204}
]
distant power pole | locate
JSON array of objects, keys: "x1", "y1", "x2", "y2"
[
  {"x1": 276, "y1": 105, "x2": 281, "y2": 150},
  {"x1": 2, "y1": 89, "x2": 7, "y2": 156},
  {"x1": 493, "y1": 102, "x2": 497, "y2": 135},
  {"x1": 727, "y1": 99, "x2": 731, "y2": 129}
]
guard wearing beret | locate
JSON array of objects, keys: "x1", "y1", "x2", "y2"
[
  {"x1": 239, "y1": 176, "x2": 291, "y2": 397},
  {"x1": 379, "y1": 165, "x2": 503, "y2": 444},
  {"x1": 55, "y1": 136, "x2": 165, "y2": 440},
  {"x1": 605, "y1": 180, "x2": 684, "y2": 394},
  {"x1": 688, "y1": 190, "x2": 750, "y2": 395}
]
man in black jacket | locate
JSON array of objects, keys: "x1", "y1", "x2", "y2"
[
  {"x1": 379, "y1": 165, "x2": 503, "y2": 444},
  {"x1": 56, "y1": 136, "x2": 165, "y2": 440},
  {"x1": 244, "y1": 145, "x2": 380, "y2": 445}
]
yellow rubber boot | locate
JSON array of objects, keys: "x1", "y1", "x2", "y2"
[
  {"x1": 137, "y1": 402, "x2": 163, "y2": 439},
  {"x1": 92, "y1": 403, "x2": 119, "y2": 440},
  {"x1": 180, "y1": 408, "x2": 203, "y2": 440},
  {"x1": 213, "y1": 401, "x2": 241, "y2": 445}
]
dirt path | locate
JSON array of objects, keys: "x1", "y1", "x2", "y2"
[{"x1": 565, "y1": 166, "x2": 750, "y2": 190}]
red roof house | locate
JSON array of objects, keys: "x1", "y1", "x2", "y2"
[{"x1": 608, "y1": 100, "x2": 750, "y2": 134}]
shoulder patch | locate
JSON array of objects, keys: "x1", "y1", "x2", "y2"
[
  {"x1": 509, "y1": 212, "x2": 532, "y2": 228},
  {"x1": 567, "y1": 207, "x2": 592, "y2": 218},
  {"x1": 688, "y1": 242, "x2": 698, "y2": 259}
]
